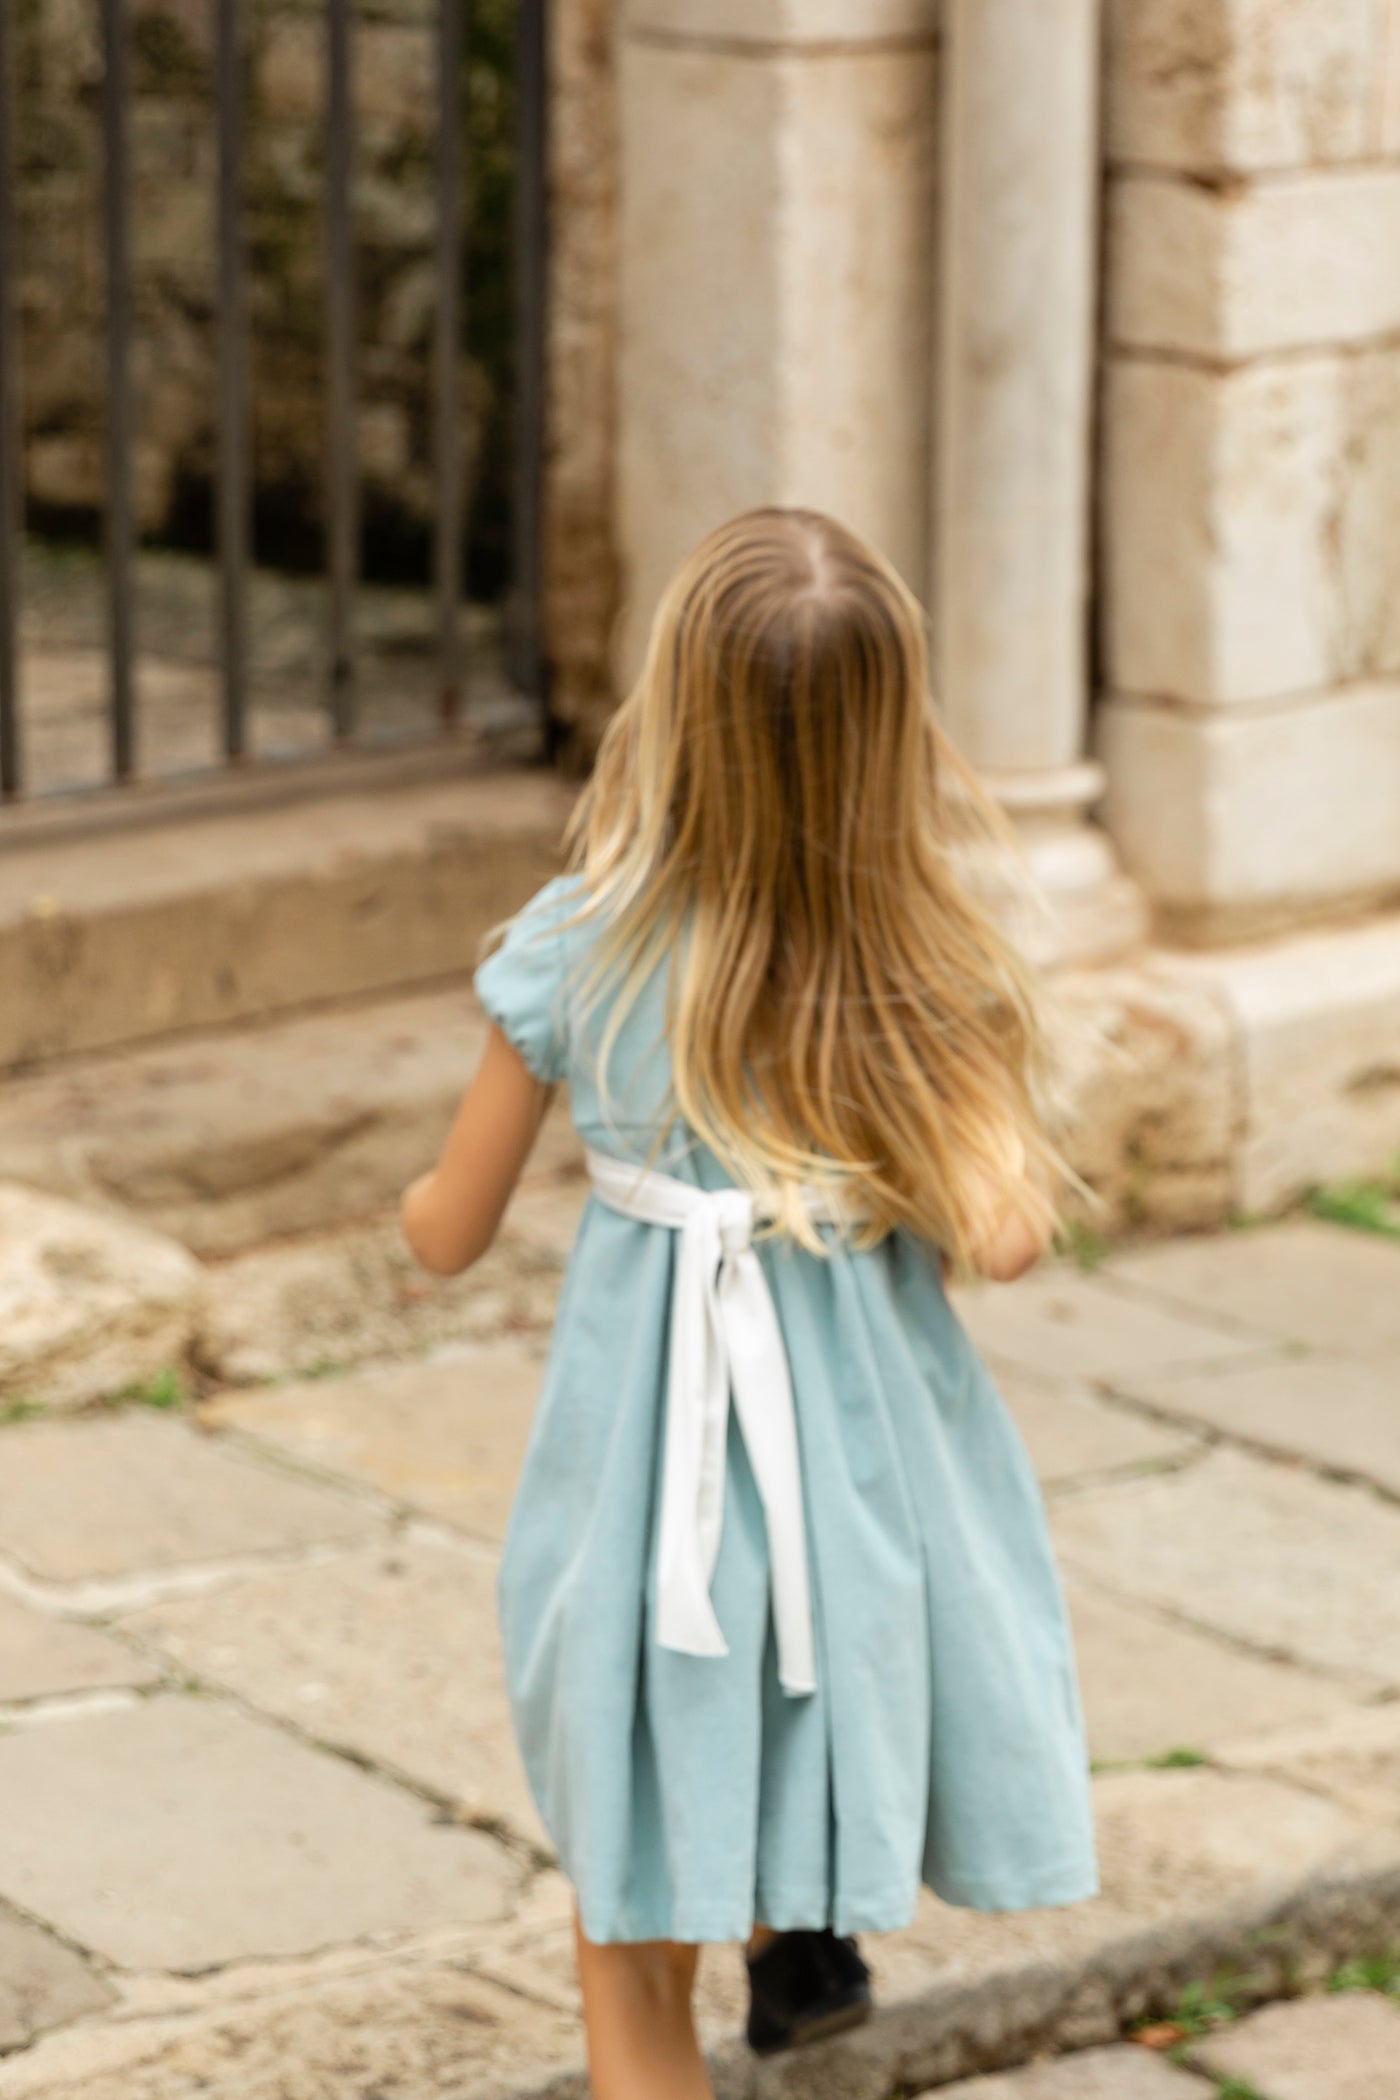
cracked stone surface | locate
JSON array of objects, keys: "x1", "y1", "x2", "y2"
[
  {"x1": 1104, "y1": 1221, "x2": 1400, "y2": 1363},
  {"x1": 937, "y1": 2046, "x2": 1211, "y2": 2095},
  {"x1": 0, "y1": 1184, "x2": 202, "y2": 1411},
  {"x1": 120, "y1": 1530, "x2": 545, "y2": 1845},
  {"x1": 0, "y1": 1411, "x2": 378, "y2": 1585},
  {"x1": 0, "y1": 1696, "x2": 519, "y2": 1970},
  {"x1": 0, "y1": 1589, "x2": 161, "y2": 1703},
  {"x1": 1214, "y1": 1704, "x2": 1400, "y2": 1829},
  {"x1": 953, "y1": 1268, "x2": 1266, "y2": 1386},
  {"x1": 197, "y1": 1215, "x2": 564, "y2": 1385},
  {"x1": 1063, "y1": 1575, "x2": 1342, "y2": 1765},
  {"x1": 1191, "y1": 1990, "x2": 1400, "y2": 2098},
  {"x1": 0, "y1": 1908, "x2": 113, "y2": 2054},
  {"x1": 997, "y1": 1367, "x2": 1202, "y2": 1490},
  {"x1": 1053, "y1": 1447, "x2": 1400, "y2": 1690},
  {"x1": 200, "y1": 1343, "x2": 546, "y2": 1542}
]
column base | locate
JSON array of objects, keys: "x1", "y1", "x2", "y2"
[{"x1": 956, "y1": 763, "x2": 1151, "y2": 970}]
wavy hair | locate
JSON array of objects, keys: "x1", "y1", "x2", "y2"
[{"x1": 560, "y1": 507, "x2": 1065, "y2": 1270}]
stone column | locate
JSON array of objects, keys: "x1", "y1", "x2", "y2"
[
  {"x1": 615, "y1": 0, "x2": 940, "y2": 683},
  {"x1": 934, "y1": 0, "x2": 1145, "y2": 965}
]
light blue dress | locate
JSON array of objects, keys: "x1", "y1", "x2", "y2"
[{"x1": 476, "y1": 875, "x2": 1099, "y2": 1947}]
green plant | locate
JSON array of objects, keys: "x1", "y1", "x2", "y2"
[
  {"x1": 1305, "y1": 1155, "x2": 1400, "y2": 1242},
  {"x1": 1146, "y1": 1746, "x2": 1209, "y2": 1770},
  {"x1": 1328, "y1": 1950, "x2": 1400, "y2": 1998},
  {"x1": 115, "y1": 1367, "x2": 187, "y2": 1411},
  {"x1": 0, "y1": 1396, "x2": 47, "y2": 1425},
  {"x1": 1213, "y1": 2081, "x2": 1266, "y2": 2100},
  {"x1": 1057, "y1": 1219, "x2": 1109, "y2": 1271}
]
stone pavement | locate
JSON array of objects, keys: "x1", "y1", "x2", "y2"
[{"x1": 2, "y1": 1178, "x2": 1400, "y2": 2095}]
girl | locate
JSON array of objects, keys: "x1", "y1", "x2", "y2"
[{"x1": 403, "y1": 509, "x2": 1098, "y2": 2099}]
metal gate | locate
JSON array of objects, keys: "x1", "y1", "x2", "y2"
[{"x1": 0, "y1": 0, "x2": 548, "y2": 803}]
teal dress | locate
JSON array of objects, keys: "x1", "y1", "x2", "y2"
[{"x1": 476, "y1": 876, "x2": 1098, "y2": 1947}]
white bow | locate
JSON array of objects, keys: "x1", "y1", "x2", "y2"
[{"x1": 586, "y1": 1148, "x2": 822, "y2": 1697}]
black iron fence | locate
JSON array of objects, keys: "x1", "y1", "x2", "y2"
[{"x1": 0, "y1": 0, "x2": 548, "y2": 802}]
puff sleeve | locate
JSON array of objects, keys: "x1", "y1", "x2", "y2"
[{"x1": 473, "y1": 875, "x2": 579, "y2": 1086}]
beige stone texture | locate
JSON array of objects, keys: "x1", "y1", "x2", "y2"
[
  {"x1": 0, "y1": 770, "x2": 573, "y2": 1071},
  {"x1": 1000, "y1": 1368, "x2": 1200, "y2": 1489},
  {"x1": 1047, "y1": 968, "x2": 1236, "y2": 1234},
  {"x1": 952, "y1": 1266, "x2": 1262, "y2": 1387},
  {"x1": 1155, "y1": 918, "x2": 1400, "y2": 1213},
  {"x1": 0, "y1": 1911, "x2": 112, "y2": 2054},
  {"x1": 1053, "y1": 1447, "x2": 1400, "y2": 1688},
  {"x1": 935, "y1": 0, "x2": 1100, "y2": 778},
  {"x1": 0, "y1": 982, "x2": 581, "y2": 1260},
  {"x1": 938, "y1": 2046, "x2": 1211, "y2": 2097},
  {"x1": 625, "y1": 0, "x2": 940, "y2": 38},
  {"x1": 546, "y1": 0, "x2": 622, "y2": 756},
  {"x1": 1386, "y1": 0, "x2": 1400, "y2": 152},
  {"x1": 0, "y1": 1958, "x2": 583, "y2": 2100},
  {"x1": 0, "y1": 1590, "x2": 160, "y2": 1703},
  {"x1": 1104, "y1": 0, "x2": 1384, "y2": 173},
  {"x1": 1097, "y1": 685, "x2": 1400, "y2": 927},
  {"x1": 616, "y1": 36, "x2": 936, "y2": 678},
  {"x1": 1106, "y1": 1217, "x2": 1400, "y2": 1361},
  {"x1": 201, "y1": 1346, "x2": 546, "y2": 1543},
  {"x1": 0, "y1": 1412, "x2": 377, "y2": 1586},
  {"x1": 196, "y1": 1214, "x2": 562, "y2": 1385},
  {"x1": 1065, "y1": 1575, "x2": 1342, "y2": 1765},
  {"x1": 121, "y1": 1532, "x2": 543, "y2": 1846},
  {"x1": 1192, "y1": 1991, "x2": 1400, "y2": 2097},
  {"x1": 1107, "y1": 1353, "x2": 1400, "y2": 1499},
  {"x1": 1109, "y1": 168, "x2": 1400, "y2": 361},
  {"x1": 0, "y1": 1185, "x2": 203, "y2": 1411},
  {"x1": 1100, "y1": 350, "x2": 1400, "y2": 710},
  {"x1": 1215, "y1": 1704, "x2": 1400, "y2": 1827},
  {"x1": 0, "y1": 1695, "x2": 517, "y2": 1970},
  {"x1": 1090, "y1": 1764, "x2": 1400, "y2": 1916}
]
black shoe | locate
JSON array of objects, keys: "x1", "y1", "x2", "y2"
[{"x1": 745, "y1": 1928, "x2": 873, "y2": 2056}]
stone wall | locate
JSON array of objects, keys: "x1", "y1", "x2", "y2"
[
  {"x1": 1097, "y1": 0, "x2": 1400, "y2": 943},
  {"x1": 14, "y1": 0, "x2": 518, "y2": 588}
]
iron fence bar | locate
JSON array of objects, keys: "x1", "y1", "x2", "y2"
[
  {"x1": 215, "y1": 0, "x2": 250, "y2": 759},
  {"x1": 433, "y1": 0, "x2": 465, "y2": 724},
  {"x1": 325, "y1": 0, "x2": 356, "y2": 738},
  {"x1": 0, "y1": 0, "x2": 21, "y2": 797},
  {"x1": 101, "y1": 0, "x2": 136, "y2": 779},
  {"x1": 510, "y1": 0, "x2": 547, "y2": 704}
]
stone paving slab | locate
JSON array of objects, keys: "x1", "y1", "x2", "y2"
[
  {"x1": 1063, "y1": 1576, "x2": 1342, "y2": 1765},
  {"x1": 953, "y1": 1268, "x2": 1267, "y2": 1387},
  {"x1": 0, "y1": 1954, "x2": 584, "y2": 2100},
  {"x1": 997, "y1": 1368, "x2": 1202, "y2": 1490},
  {"x1": 0, "y1": 1695, "x2": 518, "y2": 1970},
  {"x1": 1191, "y1": 1991, "x2": 1400, "y2": 2099},
  {"x1": 0, "y1": 1412, "x2": 378, "y2": 1586},
  {"x1": 0, "y1": 1589, "x2": 161, "y2": 1703},
  {"x1": 0, "y1": 1184, "x2": 202, "y2": 1411},
  {"x1": 1104, "y1": 1351, "x2": 1400, "y2": 1501},
  {"x1": 120, "y1": 1531, "x2": 544, "y2": 1845},
  {"x1": 197, "y1": 1217, "x2": 561, "y2": 1386},
  {"x1": 1106, "y1": 1221, "x2": 1400, "y2": 1363},
  {"x1": 936, "y1": 2046, "x2": 1210, "y2": 2096},
  {"x1": 1053, "y1": 1447, "x2": 1400, "y2": 1689},
  {"x1": 0, "y1": 989, "x2": 584, "y2": 1260},
  {"x1": 202, "y1": 1345, "x2": 546, "y2": 1542},
  {"x1": 1214, "y1": 1704, "x2": 1400, "y2": 1829},
  {"x1": 0, "y1": 1907, "x2": 113, "y2": 2053}
]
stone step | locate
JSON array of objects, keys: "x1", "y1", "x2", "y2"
[
  {"x1": 0, "y1": 979, "x2": 584, "y2": 1260},
  {"x1": 0, "y1": 756, "x2": 573, "y2": 1072}
]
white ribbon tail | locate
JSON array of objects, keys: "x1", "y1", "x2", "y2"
[
  {"x1": 723, "y1": 1251, "x2": 818, "y2": 1698},
  {"x1": 654, "y1": 1212, "x2": 730, "y2": 1660}
]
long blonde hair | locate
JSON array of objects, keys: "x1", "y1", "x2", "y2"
[{"x1": 562, "y1": 507, "x2": 1064, "y2": 1270}]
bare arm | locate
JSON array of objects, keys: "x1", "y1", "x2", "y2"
[
  {"x1": 401, "y1": 1024, "x2": 552, "y2": 1277},
  {"x1": 960, "y1": 1127, "x2": 1056, "y2": 1285}
]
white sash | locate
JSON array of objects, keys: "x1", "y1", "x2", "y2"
[{"x1": 585, "y1": 1146, "x2": 845, "y2": 1698}]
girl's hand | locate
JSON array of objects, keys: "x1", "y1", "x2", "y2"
[
  {"x1": 400, "y1": 1025, "x2": 553, "y2": 1277},
  {"x1": 960, "y1": 1126, "x2": 1055, "y2": 1286}
]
